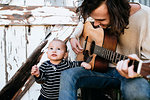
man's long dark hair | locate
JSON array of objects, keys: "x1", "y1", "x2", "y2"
[{"x1": 77, "y1": 0, "x2": 131, "y2": 36}]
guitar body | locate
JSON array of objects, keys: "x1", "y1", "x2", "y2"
[
  {"x1": 141, "y1": 62, "x2": 150, "y2": 80},
  {"x1": 76, "y1": 21, "x2": 117, "y2": 72},
  {"x1": 76, "y1": 21, "x2": 150, "y2": 80}
]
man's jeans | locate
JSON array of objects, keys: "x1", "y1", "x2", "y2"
[{"x1": 59, "y1": 67, "x2": 150, "y2": 100}]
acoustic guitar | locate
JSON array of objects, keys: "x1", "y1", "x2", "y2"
[{"x1": 76, "y1": 21, "x2": 150, "y2": 80}]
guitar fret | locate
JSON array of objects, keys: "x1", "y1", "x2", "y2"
[
  {"x1": 102, "y1": 48, "x2": 106, "y2": 58},
  {"x1": 112, "y1": 52, "x2": 116, "y2": 63},
  {"x1": 119, "y1": 54, "x2": 122, "y2": 61},
  {"x1": 107, "y1": 50, "x2": 110, "y2": 61},
  {"x1": 115, "y1": 53, "x2": 118, "y2": 63},
  {"x1": 105, "y1": 49, "x2": 107, "y2": 59},
  {"x1": 95, "y1": 46, "x2": 101, "y2": 57},
  {"x1": 104, "y1": 49, "x2": 108, "y2": 59},
  {"x1": 107, "y1": 50, "x2": 111, "y2": 60},
  {"x1": 113, "y1": 52, "x2": 119, "y2": 63},
  {"x1": 117, "y1": 54, "x2": 122, "y2": 63},
  {"x1": 109, "y1": 50, "x2": 112, "y2": 60},
  {"x1": 112, "y1": 52, "x2": 115, "y2": 63},
  {"x1": 107, "y1": 49, "x2": 113, "y2": 63},
  {"x1": 110, "y1": 51, "x2": 114, "y2": 63},
  {"x1": 109, "y1": 50, "x2": 112, "y2": 61},
  {"x1": 103, "y1": 49, "x2": 106, "y2": 59},
  {"x1": 102, "y1": 49, "x2": 105, "y2": 58},
  {"x1": 114, "y1": 53, "x2": 121, "y2": 63}
]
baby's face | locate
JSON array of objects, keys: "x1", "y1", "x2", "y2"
[{"x1": 47, "y1": 40, "x2": 66, "y2": 63}]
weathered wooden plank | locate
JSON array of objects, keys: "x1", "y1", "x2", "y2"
[
  {"x1": 0, "y1": 0, "x2": 77, "y2": 7},
  {"x1": 0, "y1": 40, "x2": 48, "y2": 100},
  {"x1": 21, "y1": 82, "x2": 41, "y2": 100},
  {"x1": 25, "y1": 0, "x2": 45, "y2": 6},
  {"x1": 9, "y1": 0, "x2": 25, "y2": 6},
  {"x1": 26, "y1": 26, "x2": 46, "y2": 56},
  {"x1": 12, "y1": 76, "x2": 35, "y2": 100},
  {"x1": 0, "y1": 5, "x2": 78, "y2": 26},
  {"x1": 0, "y1": 26, "x2": 6, "y2": 90},
  {"x1": 21, "y1": 81, "x2": 41, "y2": 100},
  {"x1": 5, "y1": 26, "x2": 26, "y2": 81}
]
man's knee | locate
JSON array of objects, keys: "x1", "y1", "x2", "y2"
[{"x1": 121, "y1": 78, "x2": 150, "y2": 100}]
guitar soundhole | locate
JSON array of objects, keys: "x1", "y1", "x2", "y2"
[{"x1": 90, "y1": 41, "x2": 95, "y2": 55}]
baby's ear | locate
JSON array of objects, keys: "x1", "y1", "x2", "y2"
[
  {"x1": 46, "y1": 51, "x2": 48, "y2": 55},
  {"x1": 64, "y1": 52, "x2": 68, "y2": 59}
]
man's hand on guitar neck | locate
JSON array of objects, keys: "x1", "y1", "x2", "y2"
[
  {"x1": 70, "y1": 38, "x2": 83, "y2": 54},
  {"x1": 116, "y1": 54, "x2": 140, "y2": 79}
]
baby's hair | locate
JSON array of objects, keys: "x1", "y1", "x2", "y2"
[{"x1": 52, "y1": 38, "x2": 67, "y2": 52}]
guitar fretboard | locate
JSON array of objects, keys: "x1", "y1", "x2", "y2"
[{"x1": 94, "y1": 45, "x2": 139, "y2": 70}]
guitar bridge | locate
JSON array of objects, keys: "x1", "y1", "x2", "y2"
[{"x1": 86, "y1": 56, "x2": 93, "y2": 63}]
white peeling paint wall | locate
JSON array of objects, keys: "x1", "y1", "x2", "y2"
[
  {"x1": 0, "y1": 26, "x2": 27, "y2": 90},
  {"x1": 0, "y1": 25, "x2": 77, "y2": 99},
  {"x1": 0, "y1": 0, "x2": 149, "y2": 99},
  {"x1": 0, "y1": 0, "x2": 79, "y2": 7},
  {"x1": 0, "y1": 26, "x2": 6, "y2": 91},
  {"x1": 2, "y1": 0, "x2": 149, "y2": 7},
  {"x1": 0, "y1": 3, "x2": 79, "y2": 100}
]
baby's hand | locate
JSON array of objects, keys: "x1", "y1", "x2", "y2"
[
  {"x1": 81, "y1": 62, "x2": 91, "y2": 70},
  {"x1": 31, "y1": 65, "x2": 40, "y2": 77}
]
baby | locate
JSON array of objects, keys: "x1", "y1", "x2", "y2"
[{"x1": 31, "y1": 39, "x2": 91, "y2": 100}]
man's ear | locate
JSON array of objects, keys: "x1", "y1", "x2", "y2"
[{"x1": 64, "y1": 52, "x2": 68, "y2": 59}]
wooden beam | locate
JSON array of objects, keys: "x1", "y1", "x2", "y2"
[
  {"x1": 0, "y1": 40, "x2": 48, "y2": 100},
  {"x1": 0, "y1": 4, "x2": 78, "y2": 26},
  {"x1": 12, "y1": 75, "x2": 35, "y2": 100}
]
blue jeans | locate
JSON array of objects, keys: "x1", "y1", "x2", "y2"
[{"x1": 59, "y1": 67, "x2": 150, "y2": 100}]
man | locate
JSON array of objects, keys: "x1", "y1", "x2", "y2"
[{"x1": 59, "y1": 0, "x2": 150, "y2": 100}]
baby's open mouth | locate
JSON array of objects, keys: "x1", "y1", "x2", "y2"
[{"x1": 51, "y1": 54, "x2": 57, "y2": 56}]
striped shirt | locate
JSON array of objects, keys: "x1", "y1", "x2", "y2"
[{"x1": 34, "y1": 59, "x2": 82, "y2": 99}]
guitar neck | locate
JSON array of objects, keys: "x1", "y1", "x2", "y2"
[
  {"x1": 94, "y1": 45, "x2": 126, "y2": 63},
  {"x1": 94, "y1": 45, "x2": 139, "y2": 70}
]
